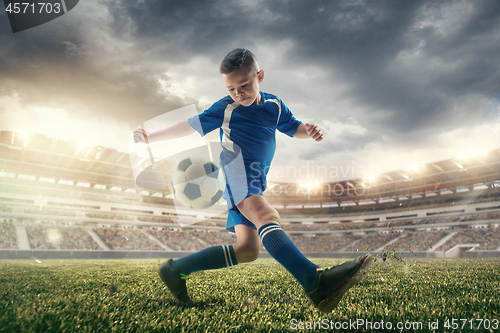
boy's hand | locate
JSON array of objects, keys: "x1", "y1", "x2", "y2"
[
  {"x1": 133, "y1": 127, "x2": 150, "y2": 143},
  {"x1": 305, "y1": 123, "x2": 324, "y2": 142}
]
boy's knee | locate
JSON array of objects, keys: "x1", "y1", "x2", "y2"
[
  {"x1": 235, "y1": 243, "x2": 260, "y2": 263},
  {"x1": 258, "y1": 210, "x2": 280, "y2": 226},
  {"x1": 244, "y1": 248, "x2": 259, "y2": 262}
]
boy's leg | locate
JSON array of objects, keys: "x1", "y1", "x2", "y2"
[
  {"x1": 233, "y1": 224, "x2": 260, "y2": 263},
  {"x1": 236, "y1": 194, "x2": 318, "y2": 290},
  {"x1": 236, "y1": 194, "x2": 373, "y2": 313},
  {"x1": 158, "y1": 224, "x2": 261, "y2": 304},
  {"x1": 169, "y1": 244, "x2": 237, "y2": 275},
  {"x1": 158, "y1": 244, "x2": 238, "y2": 304}
]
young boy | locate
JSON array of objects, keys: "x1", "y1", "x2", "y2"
[{"x1": 134, "y1": 48, "x2": 372, "y2": 313}]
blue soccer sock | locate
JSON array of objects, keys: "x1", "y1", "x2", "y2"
[
  {"x1": 170, "y1": 245, "x2": 237, "y2": 275},
  {"x1": 258, "y1": 223, "x2": 318, "y2": 291}
]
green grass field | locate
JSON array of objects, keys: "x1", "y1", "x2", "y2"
[{"x1": 1, "y1": 257, "x2": 499, "y2": 332}]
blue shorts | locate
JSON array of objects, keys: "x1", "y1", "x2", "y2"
[
  {"x1": 224, "y1": 173, "x2": 266, "y2": 233},
  {"x1": 220, "y1": 148, "x2": 267, "y2": 233},
  {"x1": 224, "y1": 172, "x2": 266, "y2": 233}
]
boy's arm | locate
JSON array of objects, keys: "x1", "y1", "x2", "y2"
[
  {"x1": 293, "y1": 123, "x2": 323, "y2": 142},
  {"x1": 133, "y1": 119, "x2": 195, "y2": 143}
]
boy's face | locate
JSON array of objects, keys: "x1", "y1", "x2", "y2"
[{"x1": 222, "y1": 67, "x2": 264, "y2": 107}]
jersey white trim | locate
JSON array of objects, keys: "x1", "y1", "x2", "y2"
[
  {"x1": 221, "y1": 101, "x2": 240, "y2": 152},
  {"x1": 264, "y1": 98, "x2": 282, "y2": 126}
]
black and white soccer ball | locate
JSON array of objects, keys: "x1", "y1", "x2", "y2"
[{"x1": 171, "y1": 157, "x2": 225, "y2": 209}]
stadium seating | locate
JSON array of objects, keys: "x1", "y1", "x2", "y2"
[
  {"x1": 93, "y1": 227, "x2": 163, "y2": 251},
  {"x1": 438, "y1": 226, "x2": 500, "y2": 251},
  {"x1": 26, "y1": 224, "x2": 101, "y2": 250},
  {"x1": 0, "y1": 221, "x2": 17, "y2": 249}
]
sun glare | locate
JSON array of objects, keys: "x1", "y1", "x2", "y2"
[{"x1": 297, "y1": 179, "x2": 321, "y2": 193}]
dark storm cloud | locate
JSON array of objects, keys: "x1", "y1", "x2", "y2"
[
  {"x1": 1, "y1": 0, "x2": 499, "y2": 152},
  {"x1": 299, "y1": 130, "x2": 383, "y2": 161},
  {"x1": 98, "y1": 0, "x2": 500, "y2": 143},
  {"x1": 0, "y1": 3, "x2": 189, "y2": 124},
  {"x1": 259, "y1": 0, "x2": 500, "y2": 137}
]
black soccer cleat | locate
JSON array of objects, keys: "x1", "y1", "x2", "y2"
[
  {"x1": 158, "y1": 259, "x2": 193, "y2": 304},
  {"x1": 306, "y1": 254, "x2": 373, "y2": 313}
]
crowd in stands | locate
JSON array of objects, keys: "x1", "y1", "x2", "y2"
[
  {"x1": 289, "y1": 233, "x2": 364, "y2": 253},
  {"x1": 343, "y1": 232, "x2": 401, "y2": 252},
  {"x1": 24, "y1": 207, "x2": 76, "y2": 217},
  {"x1": 0, "y1": 221, "x2": 17, "y2": 249},
  {"x1": 190, "y1": 230, "x2": 237, "y2": 246},
  {"x1": 196, "y1": 219, "x2": 226, "y2": 227},
  {"x1": 148, "y1": 229, "x2": 207, "y2": 251},
  {"x1": 279, "y1": 211, "x2": 500, "y2": 233},
  {"x1": 384, "y1": 230, "x2": 450, "y2": 252},
  {"x1": 282, "y1": 221, "x2": 381, "y2": 231},
  {"x1": 438, "y1": 226, "x2": 500, "y2": 251},
  {"x1": 93, "y1": 228, "x2": 163, "y2": 251},
  {"x1": 58, "y1": 227, "x2": 101, "y2": 250},
  {"x1": 26, "y1": 225, "x2": 58, "y2": 249},
  {"x1": 26, "y1": 225, "x2": 100, "y2": 250},
  {"x1": 86, "y1": 212, "x2": 133, "y2": 221},
  {"x1": 279, "y1": 194, "x2": 500, "y2": 220},
  {"x1": 6, "y1": 221, "x2": 500, "y2": 253},
  {"x1": 0, "y1": 205, "x2": 12, "y2": 213},
  {"x1": 137, "y1": 216, "x2": 175, "y2": 224},
  {"x1": 0, "y1": 197, "x2": 34, "y2": 204},
  {"x1": 462, "y1": 213, "x2": 500, "y2": 221},
  {"x1": 384, "y1": 216, "x2": 461, "y2": 227}
]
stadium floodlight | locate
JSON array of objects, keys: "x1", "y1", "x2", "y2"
[
  {"x1": 10, "y1": 130, "x2": 30, "y2": 146},
  {"x1": 297, "y1": 179, "x2": 321, "y2": 193},
  {"x1": 411, "y1": 165, "x2": 423, "y2": 172},
  {"x1": 19, "y1": 131, "x2": 30, "y2": 147},
  {"x1": 364, "y1": 174, "x2": 378, "y2": 184}
]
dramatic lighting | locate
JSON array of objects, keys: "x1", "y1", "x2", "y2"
[
  {"x1": 410, "y1": 165, "x2": 423, "y2": 172},
  {"x1": 15, "y1": 131, "x2": 31, "y2": 147},
  {"x1": 75, "y1": 143, "x2": 93, "y2": 156},
  {"x1": 298, "y1": 179, "x2": 321, "y2": 193},
  {"x1": 364, "y1": 174, "x2": 378, "y2": 184}
]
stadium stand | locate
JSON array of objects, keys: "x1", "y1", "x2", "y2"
[
  {"x1": 1, "y1": 131, "x2": 499, "y2": 258},
  {"x1": 343, "y1": 232, "x2": 402, "y2": 252},
  {"x1": 148, "y1": 229, "x2": 207, "y2": 251},
  {"x1": 190, "y1": 230, "x2": 237, "y2": 246},
  {"x1": 383, "y1": 229, "x2": 451, "y2": 252},
  {"x1": 0, "y1": 221, "x2": 17, "y2": 249},
  {"x1": 93, "y1": 227, "x2": 164, "y2": 251},
  {"x1": 289, "y1": 233, "x2": 364, "y2": 253},
  {"x1": 26, "y1": 224, "x2": 100, "y2": 250},
  {"x1": 438, "y1": 225, "x2": 500, "y2": 251}
]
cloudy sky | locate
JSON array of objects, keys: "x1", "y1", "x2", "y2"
[{"x1": 1, "y1": 0, "x2": 499, "y2": 183}]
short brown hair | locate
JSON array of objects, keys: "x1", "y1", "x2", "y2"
[{"x1": 219, "y1": 48, "x2": 259, "y2": 74}]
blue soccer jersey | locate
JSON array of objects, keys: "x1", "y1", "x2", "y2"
[{"x1": 188, "y1": 91, "x2": 301, "y2": 231}]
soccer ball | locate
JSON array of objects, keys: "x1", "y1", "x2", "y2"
[{"x1": 171, "y1": 157, "x2": 225, "y2": 209}]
